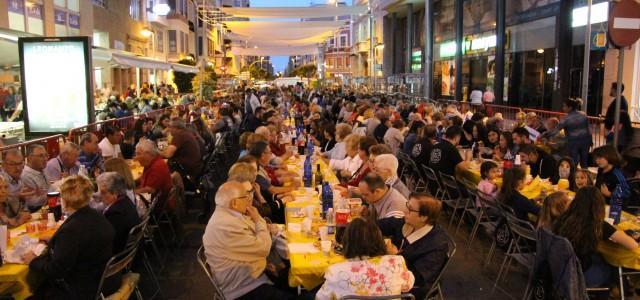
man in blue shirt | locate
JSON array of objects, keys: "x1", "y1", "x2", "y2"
[{"x1": 78, "y1": 133, "x2": 104, "y2": 177}]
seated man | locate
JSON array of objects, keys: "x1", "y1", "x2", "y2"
[
  {"x1": 518, "y1": 144, "x2": 557, "y2": 182},
  {"x1": 134, "y1": 140, "x2": 172, "y2": 199},
  {"x1": 78, "y1": 132, "x2": 104, "y2": 177},
  {"x1": 202, "y1": 181, "x2": 291, "y2": 300},
  {"x1": 161, "y1": 118, "x2": 202, "y2": 179},
  {"x1": 428, "y1": 126, "x2": 468, "y2": 177},
  {"x1": 44, "y1": 143, "x2": 80, "y2": 182},
  {"x1": 512, "y1": 127, "x2": 532, "y2": 154},
  {"x1": 359, "y1": 173, "x2": 407, "y2": 220},
  {"x1": 373, "y1": 154, "x2": 411, "y2": 198},
  {"x1": 98, "y1": 124, "x2": 122, "y2": 159},
  {"x1": 21, "y1": 144, "x2": 50, "y2": 211},
  {"x1": 97, "y1": 172, "x2": 140, "y2": 253},
  {"x1": 1, "y1": 149, "x2": 32, "y2": 226}
]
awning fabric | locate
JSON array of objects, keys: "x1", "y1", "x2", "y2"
[
  {"x1": 230, "y1": 45, "x2": 319, "y2": 56},
  {"x1": 219, "y1": 6, "x2": 368, "y2": 19},
  {"x1": 91, "y1": 47, "x2": 198, "y2": 73}
]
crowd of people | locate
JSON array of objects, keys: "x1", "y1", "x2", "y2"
[{"x1": 0, "y1": 80, "x2": 638, "y2": 299}]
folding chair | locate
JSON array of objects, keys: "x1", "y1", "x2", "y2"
[
  {"x1": 423, "y1": 233, "x2": 457, "y2": 300},
  {"x1": 196, "y1": 246, "x2": 226, "y2": 300},
  {"x1": 421, "y1": 165, "x2": 444, "y2": 199},
  {"x1": 438, "y1": 172, "x2": 469, "y2": 228},
  {"x1": 95, "y1": 244, "x2": 142, "y2": 300},
  {"x1": 493, "y1": 214, "x2": 536, "y2": 297}
]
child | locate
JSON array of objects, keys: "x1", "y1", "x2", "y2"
[
  {"x1": 575, "y1": 169, "x2": 593, "y2": 189},
  {"x1": 477, "y1": 161, "x2": 499, "y2": 207},
  {"x1": 537, "y1": 191, "x2": 571, "y2": 229}
]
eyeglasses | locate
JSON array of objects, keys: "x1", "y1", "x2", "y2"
[
  {"x1": 4, "y1": 160, "x2": 24, "y2": 167},
  {"x1": 405, "y1": 202, "x2": 420, "y2": 213},
  {"x1": 30, "y1": 153, "x2": 48, "y2": 158},
  {"x1": 233, "y1": 194, "x2": 252, "y2": 201}
]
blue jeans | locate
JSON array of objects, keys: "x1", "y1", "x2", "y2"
[
  {"x1": 569, "y1": 142, "x2": 590, "y2": 169},
  {"x1": 584, "y1": 253, "x2": 613, "y2": 288}
]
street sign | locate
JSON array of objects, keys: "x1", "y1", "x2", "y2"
[{"x1": 608, "y1": 0, "x2": 640, "y2": 48}]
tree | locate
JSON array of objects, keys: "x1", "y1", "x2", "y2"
[
  {"x1": 174, "y1": 58, "x2": 196, "y2": 93},
  {"x1": 241, "y1": 64, "x2": 273, "y2": 80},
  {"x1": 192, "y1": 65, "x2": 218, "y2": 101},
  {"x1": 292, "y1": 64, "x2": 317, "y2": 80}
]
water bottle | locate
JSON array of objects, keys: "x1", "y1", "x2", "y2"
[
  {"x1": 78, "y1": 165, "x2": 88, "y2": 178},
  {"x1": 307, "y1": 134, "x2": 314, "y2": 155},
  {"x1": 326, "y1": 208, "x2": 335, "y2": 234},
  {"x1": 321, "y1": 182, "x2": 333, "y2": 218},
  {"x1": 303, "y1": 156, "x2": 312, "y2": 187},
  {"x1": 609, "y1": 191, "x2": 623, "y2": 225}
]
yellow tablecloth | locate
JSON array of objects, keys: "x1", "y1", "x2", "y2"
[
  {"x1": 0, "y1": 222, "x2": 57, "y2": 299},
  {"x1": 457, "y1": 164, "x2": 640, "y2": 271},
  {"x1": 285, "y1": 154, "x2": 345, "y2": 289}
]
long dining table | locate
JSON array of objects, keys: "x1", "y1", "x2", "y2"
[
  {"x1": 283, "y1": 154, "x2": 347, "y2": 290},
  {"x1": 456, "y1": 160, "x2": 640, "y2": 271}
]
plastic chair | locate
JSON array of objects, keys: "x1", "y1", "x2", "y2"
[
  {"x1": 423, "y1": 233, "x2": 457, "y2": 300},
  {"x1": 340, "y1": 294, "x2": 415, "y2": 300},
  {"x1": 127, "y1": 214, "x2": 164, "y2": 300},
  {"x1": 493, "y1": 214, "x2": 537, "y2": 296},
  {"x1": 196, "y1": 245, "x2": 226, "y2": 300}
]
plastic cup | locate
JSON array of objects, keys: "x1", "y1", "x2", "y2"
[
  {"x1": 348, "y1": 198, "x2": 362, "y2": 217},
  {"x1": 320, "y1": 240, "x2": 332, "y2": 255},
  {"x1": 37, "y1": 221, "x2": 47, "y2": 231},
  {"x1": 25, "y1": 223, "x2": 35, "y2": 233},
  {"x1": 319, "y1": 226, "x2": 328, "y2": 241}
]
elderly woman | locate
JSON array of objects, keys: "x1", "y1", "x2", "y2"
[
  {"x1": 316, "y1": 217, "x2": 414, "y2": 299},
  {"x1": 373, "y1": 154, "x2": 411, "y2": 198},
  {"x1": 378, "y1": 193, "x2": 450, "y2": 300},
  {"x1": 97, "y1": 172, "x2": 140, "y2": 253},
  {"x1": 24, "y1": 176, "x2": 116, "y2": 299},
  {"x1": 328, "y1": 134, "x2": 362, "y2": 178}
]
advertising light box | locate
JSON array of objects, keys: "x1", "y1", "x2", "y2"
[{"x1": 19, "y1": 37, "x2": 94, "y2": 135}]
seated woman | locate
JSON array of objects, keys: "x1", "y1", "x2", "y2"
[
  {"x1": 316, "y1": 217, "x2": 414, "y2": 300},
  {"x1": 536, "y1": 191, "x2": 571, "y2": 230},
  {"x1": 321, "y1": 123, "x2": 351, "y2": 160},
  {"x1": 493, "y1": 131, "x2": 515, "y2": 161},
  {"x1": 497, "y1": 166, "x2": 540, "y2": 221},
  {"x1": 481, "y1": 127, "x2": 500, "y2": 159},
  {"x1": 377, "y1": 193, "x2": 449, "y2": 300},
  {"x1": 0, "y1": 176, "x2": 30, "y2": 227},
  {"x1": 249, "y1": 141, "x2": 299, "y2": 223},
  {"x1": 23, "y1": 176, "x2": 116, "y2": 298},
  {"x1": 327, "y1": 134, "x2": 363, "y2": 179},
  {"x1": 342, "y1": 137, "x2": 378, "y2": 187},
  {"x1": 553, "y1": 156, "x2": 577, "y2": 191},
  {"x1": 553, "y1": 186, "x2": 638, "y2": 287}
]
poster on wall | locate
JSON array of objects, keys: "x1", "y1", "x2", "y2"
[
  {"x1": 19, "y1": 37, "x2": 94, "y2": 135},
  {"x1": 441, "y1": 60, "x2": 455, "y2": 96}
]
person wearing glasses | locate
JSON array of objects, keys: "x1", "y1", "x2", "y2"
[
  {"x1": 21, "y1": 144, "x2": 50, "y2": 211},
  {"x1": 377, "y1": 193, "x2": 450, "y2": 300},
  {"x1": 0, "y1": 148, "x2": 33, "y2": 225},
  {"x1": 202, "y1": 181, "x2": 293, "y2": 300}
]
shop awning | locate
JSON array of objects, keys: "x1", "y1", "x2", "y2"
[
  {"x1": 91, "y1": 47, "x2": 198, "y2": 73},
  {"x1": 219, "y1": 6, "x2": 368, "y2": 19},
  {"x1": 230, "y1": 45, "x2": 319, "y2": 56}
]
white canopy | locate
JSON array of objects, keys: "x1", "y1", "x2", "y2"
[
  {"x1": 219, "y1": 6, "x2": 368, "y2": 19},
  {"x1": 231, "y1": 45, "x2": 319, "y2": 56},
  {"x1": 92, "y1": 47, "x2": 198, "y2": 73}
]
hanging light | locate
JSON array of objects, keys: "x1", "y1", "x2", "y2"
[{"x1": 153, "y1": 1, "x2": 171, "y2": 16}]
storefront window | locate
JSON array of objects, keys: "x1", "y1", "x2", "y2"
[
  {"x1": 433, "y1": 0, "x2": 455, "y2": 99},
  {"x1": 461, "y1": 0, "x2": 496, "y2": 101}
]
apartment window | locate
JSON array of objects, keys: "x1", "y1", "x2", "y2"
[
  {"x1": 336, "y1": 57, "x2": 342, "y2": 68},
  {"x1": 181, "y1": 0, "x2": 187, "y2": 16},
  {"x1": 157, "y1": 31, "x2": 164, "y2": 52},
  {"x1": 198, "y1": 37, "x2": 203, "y2": 56},
  {"x1": 92, "y1": 0, "x2": 107, "y2": 8},
  {"x1": 339, "y1": 35, "x2": 347, "y2": 47},
  {"x1": 168, "y1": 30, "x2": 177, "y2": 53},
  {"x1": 345, "y1": 56, "x2": 350, "y2": 67},
  {"x1": 129, "y1": 0, "x2": 141, "y2": 20}
]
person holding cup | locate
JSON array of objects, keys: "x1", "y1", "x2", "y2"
[{"x1": 377, "y1": 193, "x2": 450, "y2": 300}]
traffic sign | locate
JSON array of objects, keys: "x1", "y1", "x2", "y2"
[{"x1": 608, "y1": 0, "x2": 640, "y2": 48}]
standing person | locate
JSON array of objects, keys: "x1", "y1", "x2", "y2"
[
  {"x1": 44, "y1": 143, "x2": 81, "y2": 182},
  {"x1": 553, "y1": 187, "x2": 638, "y2": 287},
  {"x1": 98, "y1": 124, "x2": 122, "y2": 159},
  {"x1": 604, "y1": 83, "x2": 632, "y2": 152},
  {"x1": 541, "y1": 98, "x2": 592, "y2": 169},
  {"x1": 21, "y1": 144, "x2": 50, "y2": 211},
  {"x1": 22, "y1": 176, "x2": 116, "y2": 299},
  {"x1": 3, "y1": 86, "x2": 17, "y2": 121},
  {"x1": 316, "y1": 217, "x2": 415, "y2": 300}
]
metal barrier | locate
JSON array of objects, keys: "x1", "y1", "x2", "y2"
[{"x1": 0, "y1": 134, "x2": 66, "y2": 159}]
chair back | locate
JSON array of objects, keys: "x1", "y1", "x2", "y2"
[
  {"x1": 504, "y1": 214, "x2": 537, "y2": 246},
  {"x1": 439, "y1": 172, "x2": 461, "y2": 200},
  {"x1": 340, "y1": 294, "x2": 415, "y2": 300},
  {"x1": 196, "y1": 245, "x2": 226, "y2": 300},
  {"x1": 95, "y1": 245, "x2": 139, "y2": 300},
  {"x1": 125, "y1": 214, "x2": 149, "y2": 251},
  {"x1": 424, "y1": 232, "x2": 457, "y2": 298},
  {"x1": 421, "y1": 164, "x2": 442, "y2": 196}
]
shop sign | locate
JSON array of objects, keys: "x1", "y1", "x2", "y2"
[
  {"x1": 572, "y1": 2, "x2": 609, "y2": 28},
  {"x1": 411, "y1": 50, "x2": 422, "y2": 73},
  {"x1": 54, "y1": 10, "x2": 67, "y2": 25},
  {"x1": 439, "y1": 34, "x2": 497, "y2": 58},
  {"x1": 591, "y1": 31, "x2": 607, "y2": 50}
]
